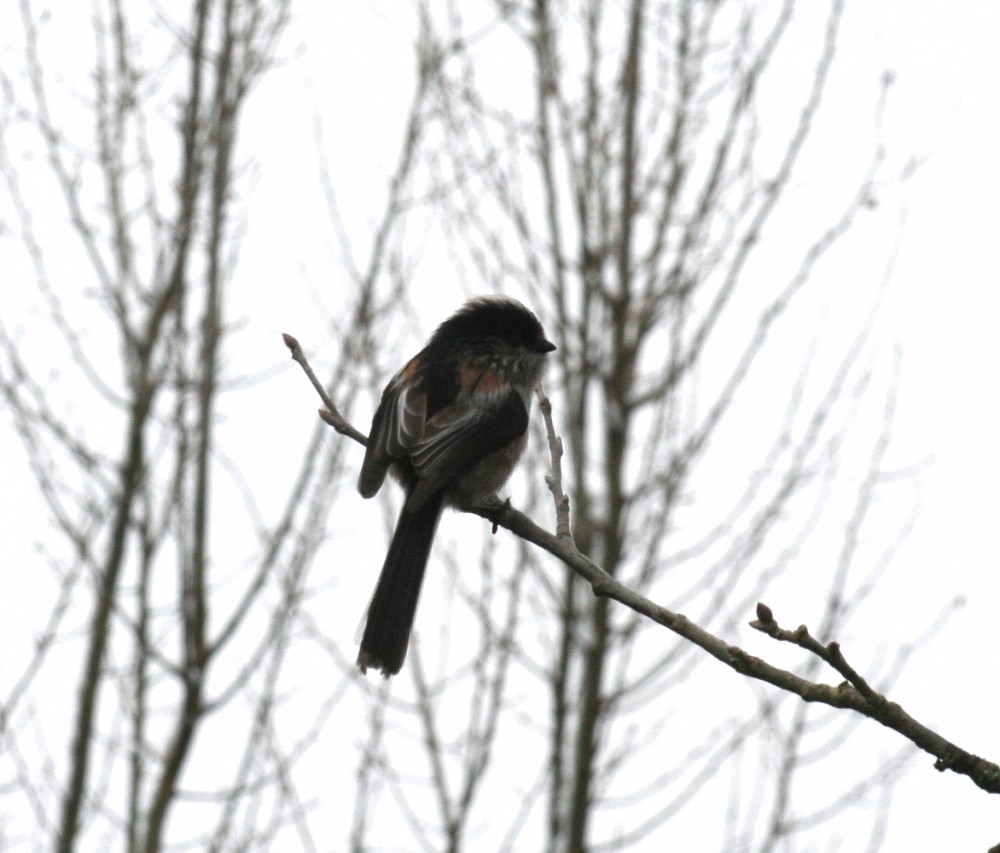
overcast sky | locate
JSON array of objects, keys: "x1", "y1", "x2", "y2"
[{"x1": 2, "y1": 1, "x2": 999, "y2": 849}]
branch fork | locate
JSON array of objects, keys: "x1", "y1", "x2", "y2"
[{"x1": 285, "y1": 332, "x2": 1000, "y2": 798}]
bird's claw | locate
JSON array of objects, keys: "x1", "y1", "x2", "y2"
[{"x1": 474, "y1": 494, "x2": 511, "y2": 533}]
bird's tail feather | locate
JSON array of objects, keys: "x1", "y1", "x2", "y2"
[{"x1": 357, "y1": 491, "x2": 445, "y2": 676}]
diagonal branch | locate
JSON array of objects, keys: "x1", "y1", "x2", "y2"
[{"x1": 285, "y1": 334, "x2": 1000, "y2": 799}]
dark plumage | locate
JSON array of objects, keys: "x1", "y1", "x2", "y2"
[{"x1": 356, "y1": 297, "x2": 555, "y2": 676}]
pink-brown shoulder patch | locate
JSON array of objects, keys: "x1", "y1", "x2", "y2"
[
  {"x1": 460, "y1": 366, "x2": 503, "y2": 393},
  {"x1": 402, "y1": 357, "x2": 421, "y2": 380}
]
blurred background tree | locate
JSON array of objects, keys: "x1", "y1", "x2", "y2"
[
  {"x1": 1, "y1": 1, "x2": 992, "y2": 851},
  {"x1": 369, "y1": 2, "x2": 913, "y2": 850}
]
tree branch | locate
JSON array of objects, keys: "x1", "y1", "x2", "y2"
[{"x1": 286, "y1": 333, "x2": 1000, "y2": 798}]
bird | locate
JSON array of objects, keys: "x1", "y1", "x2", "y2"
[{"x1": 355, "y1": 296, "x2": 556, "y2": 676}]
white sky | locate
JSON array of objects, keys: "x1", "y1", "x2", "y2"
[{"x1": 2, "y1": 0, "x2": 999, "y2": 849}]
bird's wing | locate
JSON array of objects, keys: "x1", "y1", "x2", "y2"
[
  {"x1": 357, "y1": 366, "x2": 427, "y2": 498},
  {"x1": 404, "y1": 388, "x2": 528, "y2": 510}
]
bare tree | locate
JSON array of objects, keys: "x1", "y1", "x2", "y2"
[
  {"x1": 0, "y1": 1, "x2": 425, "y2": 850},
  {"x1": 307, "y1": 2, "x2": 970, "y2": 851},
  {"x1": 6, "y1": 2, "x2": 995, "y2": 852}
]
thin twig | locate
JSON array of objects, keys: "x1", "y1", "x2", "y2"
[
  {"x1": 282, "y1": 333, "x2": 368, "y2": 446},
  {"x1": 288, "y1": 341, "x2": 1000, "y2": 798}
]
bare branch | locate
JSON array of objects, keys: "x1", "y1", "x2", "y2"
[{"x1": 289, "y1": 337, "x2": 1000, "y2": 799}]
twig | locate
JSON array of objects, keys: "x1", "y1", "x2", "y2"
[
  {"x1": 282, "y1": 333, "x2": 368, "y2": 446},
  {"x1": 285, "y1": 333, "x2": 1000, "y2": 798},
  {"x1": 536, "y1": 385, "x2": 573, "y2": 542},
  {"x1": 751, "y1": 602, "x2": 1000, "y2": 792}
]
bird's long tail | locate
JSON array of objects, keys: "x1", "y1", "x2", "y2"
[{"x1": 357, "y1": 491, "x2": 445, "y2": 676}]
